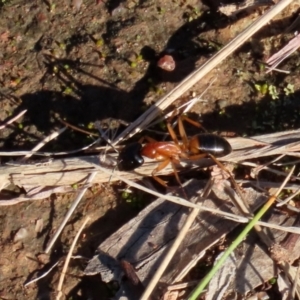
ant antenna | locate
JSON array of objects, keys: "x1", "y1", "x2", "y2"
[
  {"x1": 94, "y1": 120, "x2": 121, "y2": 183},
  {"x1": 94, "y1": 120, "x2": 119, "y2": 153}
]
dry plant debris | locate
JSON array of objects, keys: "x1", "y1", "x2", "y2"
[
  {"x1": 0, "y1": 0, "x2": 299, "y2": 298},
  {"x1": 85, "y1": 179, "x2": 300, "y2": 298}
]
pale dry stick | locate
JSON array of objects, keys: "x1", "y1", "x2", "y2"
[
  {"x1": 147, "y1": 96, "x2": 207, "y2": 130},
  {"x1": 56, "y1": 216, "x2": 90, "y2": 300},
  {"x1": 167, "y1": 281, "x2": 200, "y2": 291},
  {"x1": 113, "y1": 0, "x2": 294, "y2": 145},
  {"x1": 266, "y1": 33, "x2": 300, "y2": 73},
  {"x1": 265, "y1": 66, "x2": 290, "y2": 74},
  {"x1": 275, "y1": 158, "x2": 300, "y2": 166},
  {"x1": 1, "y1": 139, "x2": 102, "y2": 157},
  {"x1": 24, "y1": 261, "x2": 60, "y2": 287},
  {"x1": 0, "y1": 109, "x2": 27, "y2": 130},
  {"x1": 59, "y1": 119, "x2": 98, "y2": 137},
  {"x1": 229, "y1": 161, "x2": 297, "y2": 249},
  {"x1": 140, "y1": 179, "x2": 214, "y2": 300},
  {"x1": 45, "y1": 172, "x2": 96, "y2": 253},
  {"x1": 241, "y1": 180, "x2": 300, "y2": 213},
  {"x1": 96, "y1": 165, "x2": 300, "y2": 232},
  {"x1": 188, "y1": 167, "x2": 296, "y2": 299},
  {"x1": 291, "y1": 263, "x2": 300, "y2": 299},
  {"x1": 19, "y1": 127, "x2": 67, "y2": 161},
  {"x1": 251, "y1": 154, "x2": 285, "y2": 178},
  {"x1": 148, "y1": 79, "x2": 216, "y2": 129},
  {"x1": 225, "y1": 184, "x2": 274, "y2": 248},
  {"x1": 238, "y1": 179, "x2": 300, "y2": 191},
  {"x1": 276, "y1": 188, "x2": 300, "y2": 207},
  {"x1": 241, "y1": 161, "x2": 300, "y2": 181},
  {"x1": 182, "y1": 78, "x2": 217, "y2": 115}
]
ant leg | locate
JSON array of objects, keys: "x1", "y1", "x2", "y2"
[
  {"x1": 177, "y1": 117, "x2": 189, "y2": 149},
  {"x1": 138, "y1": 136, "x2": 157, "y2": 143},
  {"x1": 170, "y1": 160, "x2": 184, "y2": 187},
  {"x1": 209, "y1": 154, "x2": 247, "y2": 208},
  {"x1": 166, "y1": 122, "x2": 179, "y2": 145},
  {"x1": 151, "y1": 159, "x2": 171, "y2": 186},
  {"x1": 151, "y1": 158, "x2": 182, "y2": 187},
  {"x1": 170, "y1": 160, "x2": 189, "y2": 199},
  {"x1": 152, "y1": 175, "x2": 168, "y2": 187},
  {"x1": 152, "y1": 158, "x2": 188, "y2": 198},
  {"x1": 180, "y1": 115, "x2": 207, "y2": 132},
  {"x1": 144, "y1": 136, "x2": 157, "y2": 143}
]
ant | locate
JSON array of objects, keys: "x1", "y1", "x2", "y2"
[{"x1": 117, "y1": 116, "x2": 232, "y2": 187}]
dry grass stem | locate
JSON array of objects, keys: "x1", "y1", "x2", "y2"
[
  {"x1": 141, "y1": 179, "x2": 213, "y2": 300},
  {"x1": 167, "y1": 281, "x2": 200, "y2": 291},
  {"x1": 113, "y1": 0, "x2": 294, "y2": 145},
  {"x1": 3, "y1": 128, "x2": 300, "y2": 188},
  {"x1": 250, "y1": 154, "x2": 285, "y2": 177},
  {"x1": 19, "y1": 127, "x2": 67, "y2": 161},
  {"x1": 59, "y1": 119, "x2": 98, "y2": 136},
  {"x1": 0, "y1": 109, "x2": 27, "y2": 130},
  {"x1": 266, "y1": 33, "x2": 300, "y2": 73},
  {"x1": 242, "y1": 161, "x2": 300, "y2": 182},
  {"x1": 265, "y1": 66, "x2": 290, "y2": 74},
  {"x1": 274, "y1": 165, "x2": 295, "y2": 198},
  {"x1": 2, "y1": 138, "x2": 101, "y2": 157},
  {"x1": 151, "y1": 77, "x2": 216, "y2": 128},
  {"x1": 56, "y1": 216, "x2": 90, "y2": 300},
  {"x1": 291, "y1": 263, "x2": 300, "y2": 298},
  {"x1": 24, "y1": 261, "x2": 60, "y2": 287},
  {"x1": 276, "y1": 188, "x2": 300, "y2": 207},
  {"x1": 45, "y1": 172, "x2": 96, "y2": 253},
  {"x1": 97, "y1": 165, "x2": 300, "y2": 234}
]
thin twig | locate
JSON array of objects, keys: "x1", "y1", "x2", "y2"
[
  {"x1": 19, "y1": 127, "x2": 67, "y2": 161},
  {"x1": 250, "y1": 154, "x2": 285, "y2": 178},
  {"x1": 113, "y1": 0, "x2": 294, "y2": 145},
  {"x1": 0, "y1": 109, "x2": 27, "y2": 130},
  {"x1": 182, "y1": 78, "x2": 217, "y2": 114},
  {"x1": 96, "y1": 165, "x2": 300, "y2": 234},
  {"x1": 141, "y1": 179, "x2": 213, "y2": 300},
  {"x1": 167, "y1": 281, "x2": 199, "y2": 291},
  {"x1": 1, "y1": 138, "x2": 102, "y2": 157},
  {"x1": 56, "y1": 216, "x2": 90, "y2": 300},
  {"x1": 276, "y1": 188, "x2": 300, "y2": 207},
  {"x1": 24, "y1": 261, "x2": 60, "y2": 287},
  {"x1": 188, "y1": 166, "x2": 295, "y2": 299},
  {"x1": 291, "y1": 263, "x2": 300, "y2": 299},
  {"x1": 59, "y1": 119, "x2": 98, "y2": 136},
  {"x1": 265, "y1": 66, "x2": 290, "y2": 74},
  {"x1": 45, "y1": 172, "x2": 96, "y2": 253},
  {"x1": 242, "y1": 161, "x2": 300, "y2": 182}
]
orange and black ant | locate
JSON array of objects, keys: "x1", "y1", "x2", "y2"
[{"x1": 117, "y1": 116, "x2": 232, "y2": 187}]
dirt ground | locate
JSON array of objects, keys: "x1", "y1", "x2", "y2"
[{"x1": 1, "y1": 0, "x2": 300, "y2": 299}]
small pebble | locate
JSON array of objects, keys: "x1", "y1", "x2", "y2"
[
  {"x1": 14, "y1": 228, "x2": 28, "y2": 242},
  {"x1": 35, "y1": 219, "x2": 43, "y2": 233},
  {"x1": 157, "y1": 55, "x2": 175, "y2": 71}
]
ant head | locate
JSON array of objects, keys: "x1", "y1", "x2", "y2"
[{"x1": 118, "y1": 142, "x2": 144, "y2": 171}]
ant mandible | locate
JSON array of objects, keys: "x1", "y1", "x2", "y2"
[{"x1": 117, "y1": 116, "x2": 232, "y2": 186}]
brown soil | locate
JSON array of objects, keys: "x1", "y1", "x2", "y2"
[{"x1": 1, "y1": 0, "x2": 300, "y2": 299}]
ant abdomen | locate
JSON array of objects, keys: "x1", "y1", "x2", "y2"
[
  {"x1": 189, "y1": 133, "x2": 232, "y2": 157},
  {"x1": 118, "y1": 142, "x2": 144, "y2": 171}
]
